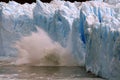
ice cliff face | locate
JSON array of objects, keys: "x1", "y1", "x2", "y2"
[
  {"x1": 0, "y1": 1, "x2": 36, "y2": 56},
  {"x1": 0, "y1": 0, "x2": 120, "y2": 79},
  {"x1": 33, "y1": 0, "x2": 85, "y2": 65},
  {"x1": 81, "y1": 1, "x2": 120, "y2": 79}
]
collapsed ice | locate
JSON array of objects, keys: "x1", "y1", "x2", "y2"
[
  {"x1": 33, "y1": 0, "x2": 85, "y2": 65},
  {"x1": 14, "y1": 27, "x2": 78, "y2": 66},
  {"x1": 0, "y1": 0, "x2": 120, "y2": 79}
]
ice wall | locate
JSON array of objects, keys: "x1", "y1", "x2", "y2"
[
  {"x1": 81, "y1": 1, "x2": 120, "y2": 79},
  {"x1": 0, "y1": 0, "x2": 120, "y2": 79},
  {"x1": 0, "y1": 0, "x2": 85, "y2": 65},
  {"x1": 0, "y1": 1, "x2": 36, "y2": 57},
  {"x1": 0, "y1": 4, "x2": 5, "y2": 56},
  {"x1": 33, "y1": 0, "x2": 85, "y2": 65}
]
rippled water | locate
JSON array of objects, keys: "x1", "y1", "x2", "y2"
[{"x1": 0, "y1": 58, "x2": 105, "y2": 80}]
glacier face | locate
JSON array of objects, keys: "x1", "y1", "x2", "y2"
[
  {"x1": 33, "y1": 0, "x2": 85, "y2": 65},
  {"x1": 0, "y1": 1, "x2": 36, "y2": 56},
  {"x1": 0, "y1": 0, "x2": 85, "y2": 65},
  {"x1": 81, "y1": 1, "x2": 120, "y2": 79},
  {"x1": 0, "y1": 0, "x2": 120, "y2": 79}
]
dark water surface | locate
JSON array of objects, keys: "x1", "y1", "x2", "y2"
[{"x1": 0, "y1": 59, "x2": 105, "y2": 80}]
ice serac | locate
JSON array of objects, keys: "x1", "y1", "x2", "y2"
[
  {"x1": 0, "y1": 4, "x2": 5, "y2": 56},
  {"x1": 0, "y1": 0, "x2": 85, "y2": 65},
  {"x1": 34, "y1": 0, "x2": 76, "y2": 46},
  {"x1": 0, "y1": 1, "x2": 36, "y2": 57},
  {"x1": 33, "y1": 0, "x2": 85, "y2": 65},
  {"x1": 90, "y1": 0, "x2": 120, "y2": 4},
  {"x1": 80, "y1": 1, "x2": 120, "y2": 79}
]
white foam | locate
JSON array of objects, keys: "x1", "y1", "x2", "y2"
[{"x1": 12, "y1": 27, "x2": 78, "y2": 66}]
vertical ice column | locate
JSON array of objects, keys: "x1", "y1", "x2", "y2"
[
  {"x1": 0, "y1": 5, "x2": 5, "y2": 56},
  {"x1": 79, "y1": 1, "x2": 118, "y2": 79},
  {"x1": 84, "y1": 10, "x2": 120, "y2": 79},
  {"x1": 71, "y1": 18, "x2": 86, "y2": 66}
]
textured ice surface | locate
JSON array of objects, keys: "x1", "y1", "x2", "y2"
[
  {"x1": 33, "y1": 0, "x2": 85, "y2": 65},
  {"x1": 0, "y1": 0, "x2": 85, "y2": 65},
  {"x1": 0, "y1": 1, "x2": 36, "y2": 56},
  {"x1": 82, "y1": 1, "x2": 120, "y2": 80},
  {"x1": 90, "y1": 0, "x2": 120, "y2": 4},
  {"x1": 0, "y1": 0, "x2": 120, "y2": 79}
]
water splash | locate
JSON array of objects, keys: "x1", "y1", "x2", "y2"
[{"x1": 13, "y1": 27, "x2": 78, "y2": 66}]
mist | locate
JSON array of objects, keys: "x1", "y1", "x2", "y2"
[{"x1": 13, "y1": 27, "x2": 78, "y2": 66}]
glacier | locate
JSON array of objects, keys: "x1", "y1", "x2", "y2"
[
  {"x1": 81, "y1": 1, "x2": 120, "y2": 79},
  {"x1": 0, "y1": 0, "x2": 120, "y2": 79}
]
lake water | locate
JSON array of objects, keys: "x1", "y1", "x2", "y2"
[{"x1": 0, "y1": 58, "x2": 105, "y2": 80}]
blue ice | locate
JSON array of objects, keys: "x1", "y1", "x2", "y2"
[{"x1": 0, "y1": 0, "x2": 120, "y2": 79}]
